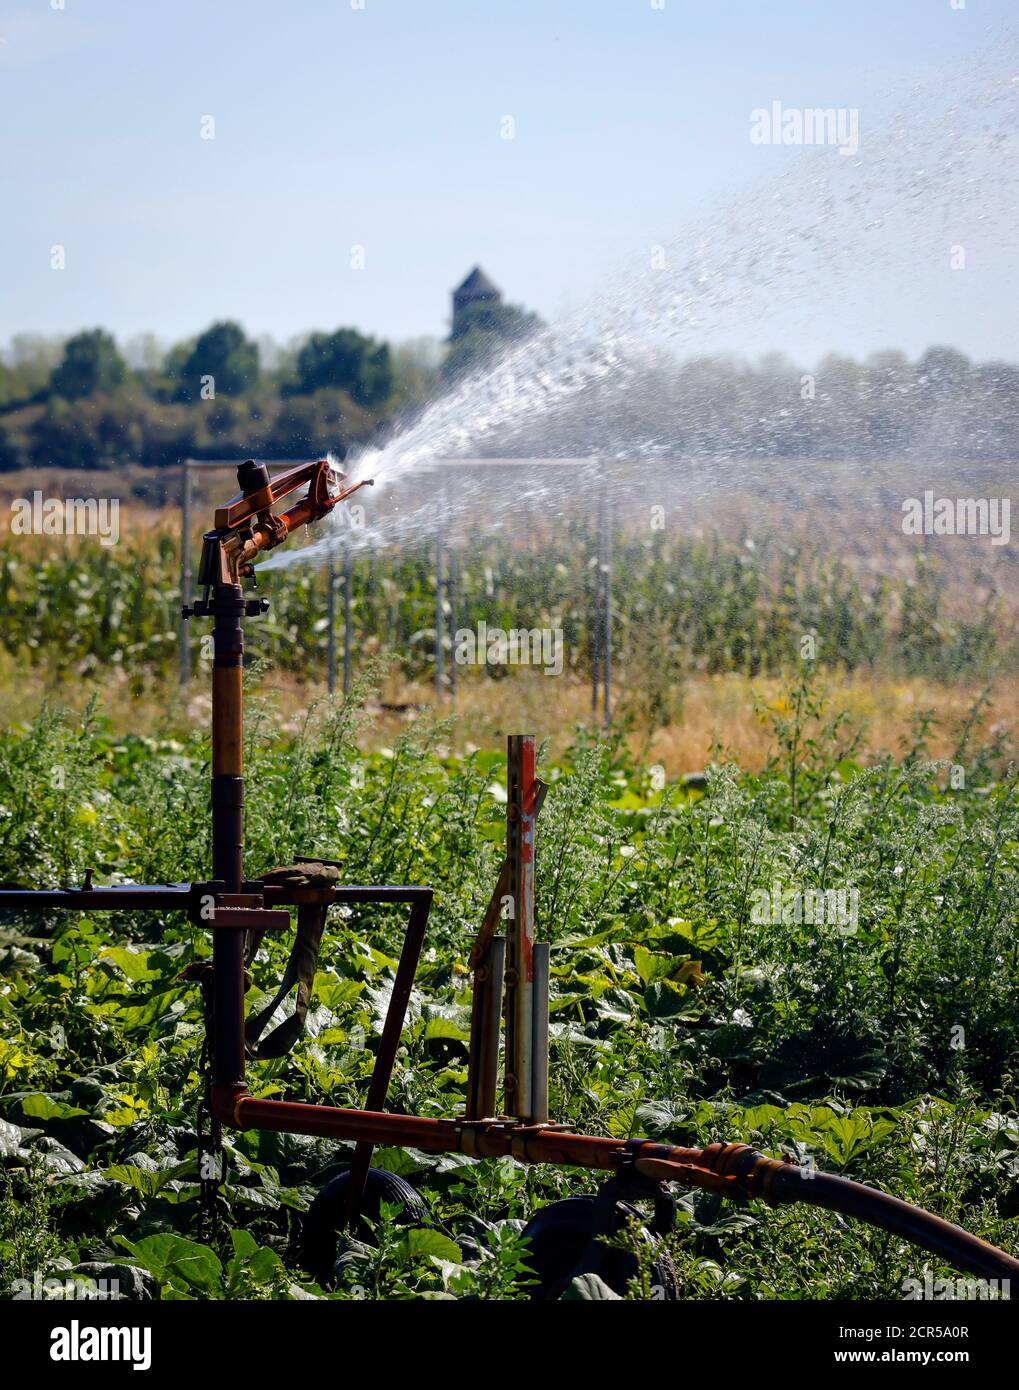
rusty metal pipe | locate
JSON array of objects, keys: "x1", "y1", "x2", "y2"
[
  {"x1": 209, "y1": 1091, "x2": 1019, "y2": 1281},
  {"x1": 531, "y1": 942, "x2": 549, "y2": 1124},
  {"x1": 213, "y1": 1088, "x2": 626, "y2": 1167},
  {"x1": 635, "y1": 1147, "x2": 1019, "y2": 1285},
  {"x1": 465, "y1": 936, "x2": 505, "y2": 1120},
  {"x1": 210, "y1": 582, "x2": 247, "y2": 1089}
]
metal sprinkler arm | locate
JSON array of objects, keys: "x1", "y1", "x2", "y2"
[
  {"x1": 214, "y1": 458, "x2": 372, "y2": 531},
  {"x1": 207, "y1": 458, "x2": 374, "y2": 583}
]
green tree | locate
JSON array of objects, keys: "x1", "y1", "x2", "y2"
[
  {"x1": 7, "y1": 333, "x2": 66, "y2": 402},
  {"x1": 0, "y1": 421, "x2": 22, "y2": 472},
  {"x1": 50, "y1": 329, "x2": 127, "y2": 401},
  {"x1": 389, "y1": 336, "x2": 442, "y2": 410},
  {"x1": 292, "y1": 328, "x2": 393, "y2": 408},
  {"x1": 174, "y1": 321, "x2": 260, "y2": 401},
  {"x1": 28, "y1": 398, "x2": 104, "y2": 469}
]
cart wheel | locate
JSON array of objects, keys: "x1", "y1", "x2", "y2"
[
  {"x1": 302, "y1": 1167, "x2": 428, "y2": 1282},
  {"x1": 519, "y1": 1195, "x2": 678, "y2": 1300}
]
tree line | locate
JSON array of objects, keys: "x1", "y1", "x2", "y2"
[
  {"x1": 1, "y1": 314, "x2": 1016, "y2": 472},
  {"x1": 0, "y1": 293, "x2": 538, "y2": 473},
  {"x1": 0, "y1": 320, "x2": 440, "y2": 472}
]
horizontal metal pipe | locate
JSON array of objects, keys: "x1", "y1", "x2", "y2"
[
  {"x1": 211, "y1": 1091, "x2": 1019, "y2": 1282},
  {"x1": 0, "y1": 883, "x2": 435, "y2": 913},
  {"x1": 0, "y1": 886, "x2": 190, "y2": 910},
  {"x1": 214, "y1": 1089, "x2": 625, "y2": 1168},
  {"x1": 263, "y1": 884, "x2": 434, "y2": 906}
]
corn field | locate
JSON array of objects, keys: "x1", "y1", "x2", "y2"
[{"x1": 0, "y1": 527, "x2": 1011, "y2": 693}]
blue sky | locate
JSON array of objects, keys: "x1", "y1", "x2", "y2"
[{"x1": 2, "y1": 0, "x2": 1017, "y2": 362}]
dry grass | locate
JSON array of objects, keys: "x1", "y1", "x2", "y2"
[{"x1": 0, "y1": 648, "x2": 1009, "y2": 775}]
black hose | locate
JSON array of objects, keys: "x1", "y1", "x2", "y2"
[{"x1": 770, "y1": 1164, "x2": 1019, "y2": 1284}]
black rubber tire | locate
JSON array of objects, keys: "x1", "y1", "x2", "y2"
[
  {"x1": 520, "y1": 1195, "x2": 679, "y2": 1300},
  {"x1": 302, "y1": 1166, "x2": 428, "y2": 1282}
]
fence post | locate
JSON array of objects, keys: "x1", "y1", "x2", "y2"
[
  {"x1": 179, "y1": 461, "x2": 193, "y2": 686},
  {"x1": 343, "y1": 535, "x2": 353, "y2": 697},
  {"x1": 434, "y1": 495, "x2": 445, "y2": 701},
  {"x1": 600, "y1": 460, "x2": 611, "y2": 727},
  {"x1": 590, "y1": 462, "x2": 603, "y2": 721},
  {"x1": 326, "y1": 553, "x2": 337, "y2": 694},
  {"x1": 445, "y1": 475, "x2": 457, "y2": 703}
]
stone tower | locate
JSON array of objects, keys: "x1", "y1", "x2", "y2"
[{"x1": 451, "y1": 266, "x2": 501, "y2": 334}]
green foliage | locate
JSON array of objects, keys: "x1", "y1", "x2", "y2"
[
  {"x1": 28, "y1": 394, "x2": 152, "y2": 472},
  {"x1": 0, "y1": 424, "x2": 21, "y2": 474},
  {"x1": 5, "y1": 335, "x2": 1019, "y2": 464},
  {"x1": 50, "y1": 330, "x2": 127, "y2": 402},
  {"x1": 172, "y1": 322, "x2": 260, "y2": 402},
  {"x1": 0, "y1": 671, "x2": 1017, "y2": 1299},
  {"x1": 291, "y1": 329, "x2": 393, "y2": 408},
  {"x1": 0, "y1": 1164, "x2": 65, "y2": 1294}
]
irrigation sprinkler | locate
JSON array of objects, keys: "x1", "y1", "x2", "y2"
[
  {"x1": 4, "y1": 457, "x2": 1018, "y2": 1298},
  {"x1": 179, "y1": 458, "x2": 357, "y2": 695}
]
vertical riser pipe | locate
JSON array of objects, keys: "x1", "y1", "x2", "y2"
[
  {"x1": 465, "y1": 938, "x2": 505, "y2": 1120},
  {"x1": 506, "y1": 735, "x2": 536, "y2": 1120},
  {"x1": 211, "y1": 583, "x2": 246, "y2": 1090},
  {"x1": 531, "y1": 942, "x2": 549, "y2": 1124}
]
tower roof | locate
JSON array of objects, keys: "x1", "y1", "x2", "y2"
[{"x1": 453, "y1": 266, "x2": 501, "y2": 299}]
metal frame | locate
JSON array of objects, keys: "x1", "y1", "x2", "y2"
[{"x1": 2, "y1": 458, "x2": 1017, "y2": 1281}]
